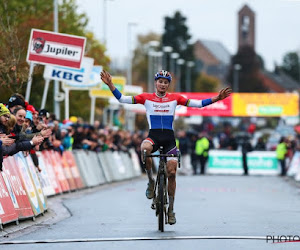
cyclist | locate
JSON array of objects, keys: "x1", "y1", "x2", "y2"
[{"x1": 100, "y1": 69, "x2": 231, "y2": 225}]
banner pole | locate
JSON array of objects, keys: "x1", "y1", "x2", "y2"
[
  {"x1": 41, "y1": 79, "x2": 50, "y2": 109},
  {"x1": 25, "y1": 62, "x2": 35, "y2": 102}
]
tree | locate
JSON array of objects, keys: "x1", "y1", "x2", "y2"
[
  {"x1": 132, "y1": 32, "x2": 161, "y2": 90},
  {"x1": 227, "y1": 45, "x2": 267, "y2": 93},
  {"x1": 0, "y1": 0, "x2": 110, "y2": 121},
  {"x1": 194, "y1": 73, "x2": 220, "y2": 92},
  {"x1": 162, "y1": 11, "x2": 196, "y2": 91},
  {"x1": 280, "y1": 52, "x2": 299, "y2": 82}
]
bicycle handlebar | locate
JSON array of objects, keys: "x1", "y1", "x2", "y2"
[{"x1": 146, "y1": 154, "x2": 179, "y2": 158}]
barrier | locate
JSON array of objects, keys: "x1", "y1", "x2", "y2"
[
  {"x1": 129, "y1": 149, "x2": 142, "y2": 177},
  {"x1": 0, "y1": 148, "x2": 142, "y2": 230},
  {"x1": 25, "y1": 156, "x2": 47, "y2": 212},
  {"x1": 207, "y1": 150, "x2": 280, "y2": 175},
  {"x1": 288, "y1": 152, "x2": 300, "y2": 181},
  {"x1": 2, "y1": 157, "x2": 34, "y2": 220},
  {"x1": 97, "y1": 152, "x2": 113, "y2": 183},
  {"x1": 55, "y1": 151, "x2": 77, "y2": 191},
  {"x1": 0, "y1": 172, "x2": 18, "y2": 226},
  {"x1": 63, "y1": 151, "x2": 85, "y2": 189},
  {"x1": 14, "y1": 153, "x2": 43, "y2": 216},
  {"x1": 47, "y1": 151, "x2": 70, "y2": 192},
  {"x1": 73, "y1": 150, "x2": 102, "y2": 187},
  {"x1": 40, "y1": 151, "x2": 62, "y2": 195},
  {"x1": 119, "y1": 152, "x2": 135, "y2": 179},
  {"x1": 36, "y1": 152, "x2": 56, "y2": 196},
  {"x1": 85, "y1": 151, "x2": 106, "y2": 185},
  {"x1": 101, "y1": 151, "x2": 120, "y2": 181},
  {"x1": 72, "y1": 150, "x2": 88, "y2": 187}
]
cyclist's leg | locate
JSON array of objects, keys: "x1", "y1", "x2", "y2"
[
  {"x1": 141, "y1": 139, "x2": 154, "y2": 179},
  {"x1": 166, "y1": 146, "x2": 178, "y2": 224},
  {"x1": 141, "y1": 139, "x2": 155, "y2": 199}
]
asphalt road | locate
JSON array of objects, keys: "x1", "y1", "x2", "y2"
[{"x1": 1, "y1": 175, "x2": 300, "y2": 250}]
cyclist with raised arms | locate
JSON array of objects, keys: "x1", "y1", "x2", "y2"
[{"x1": 100, "y1": 69, "x2": 231, "y2": 225}]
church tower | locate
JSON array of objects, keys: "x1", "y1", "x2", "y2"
[{"x1": 238, "y1": 4, "x2": 255, "y2": 51}]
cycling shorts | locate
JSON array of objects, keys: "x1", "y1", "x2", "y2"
[{"x1": 145, "y1": 129, "x2": 177, "y2": 156}]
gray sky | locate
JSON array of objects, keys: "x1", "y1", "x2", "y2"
[{"x1": 77, "y1": 0, "x2": 300, "y2": 71}]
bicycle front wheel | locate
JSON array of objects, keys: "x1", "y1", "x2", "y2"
[{"x1": 158, "y1": 174, "x2": 165, "y2": 232}]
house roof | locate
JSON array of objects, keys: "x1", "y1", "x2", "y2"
[
  {"x1": 200, "y1": 39, "x2": 231, "y2": 65},
  {"x1": 262, "y1": 70, "x2": 300, "y2": 91}
]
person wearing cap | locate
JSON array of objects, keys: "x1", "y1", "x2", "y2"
[
  {"x1": 23, "y1": 111, "x2": 33, "y2": 134},
  {"x1": 7, "y1": 93, "x2": 26, "y2": 113},
  {"x1": 39, "y1": 109, "x2": 51, "y2": 125}
]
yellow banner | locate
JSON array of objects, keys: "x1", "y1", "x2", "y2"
[
  {"x1": 89, "y1": 76, "x2": 126, "y2": 98},
  {"x1": 233, "y1": 93, "x2": 299, "y2": 116}
]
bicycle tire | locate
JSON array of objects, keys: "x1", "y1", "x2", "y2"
[{"x1": 158, "y1": 173, "x2": 165, "y2": 232}]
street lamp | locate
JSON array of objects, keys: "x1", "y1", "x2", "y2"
[
  {"x1": 186, "y1": 61, "x2": 195, "y2": 92},
  {"x1": 147, "y1": 41, "x2": 160, "y2": 92},
  {"x1": 162, "y1": 46, "x2": 173, "y2": 70},
  {"x1": 103, "y1": 0, "x2": 114, "y2": 46},
  {"x1": 127, "y1": 22, "x2": 137, "y2": 86},
  {"x1": 170, "y1": 52, "x2": 179, "y2": 76},
  {"x1": 233, "y1": 64, "x2": 242, "y2": 92},
  {"x1": 176, "y1": 58, "x2": 185, "y2": 92},
  {"x1": 153, "y1": 51, "x2": 163, "y2": 72}
]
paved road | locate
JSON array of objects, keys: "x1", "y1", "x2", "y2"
[{"x1": 1, "y1": 175, "x2": 300, "y2": 249}]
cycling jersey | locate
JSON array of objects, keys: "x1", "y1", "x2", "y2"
[{"x1": 112, "y1": 89, "x2": 212, "y2": 130}]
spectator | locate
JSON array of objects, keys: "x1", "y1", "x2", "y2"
[
  {"x1": 7, "y1": 93, "x2": 26, "y2": 113},
  {"x1": 241, "y1": 136, "x2": 253, "y2": 175},
  {"x1": 0, "y1": 103, "x2": 43, "y2": 157},
  {"x1": 254, "y1": 136, "x2": 266, "y2": 151},
  {"x1": 193, "y1": 133, "x2": 210, "y2": 175},
  {"x1": 177, "y1": 130, "x2": 190, "y2": 175},
  {"x1": 276, "y1": 137, "x2": 288, "y2": 176}
]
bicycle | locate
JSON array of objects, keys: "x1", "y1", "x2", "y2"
[{"x1": 143, "y1": 146, "x2": 181, "y2": 232}]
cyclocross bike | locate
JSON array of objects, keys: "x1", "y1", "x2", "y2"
[{"x1": 143, "y1": 146, "x2": 181, "y2": 232}]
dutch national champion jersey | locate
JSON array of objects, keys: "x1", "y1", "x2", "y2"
[
  {"x1": 112, "y1": 88, "x2": 212, "y2": 131},
  {"x1": 133, "y1": 93, "x2": 189, "y2": 130}
]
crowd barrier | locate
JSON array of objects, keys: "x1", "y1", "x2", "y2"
[
  {"x1": 207, "y1": 150, "x2": 280, "y2": 175},
  {"x1": 0, "y1": 149, "x2": 142, "y2": 230},
  {"x1": 287, "y1": 151, "x2": 300, "y2": 181}
]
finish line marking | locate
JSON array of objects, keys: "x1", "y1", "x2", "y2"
[{"x1": 0, "y1": 236, "x2": 266, "y2": 245}]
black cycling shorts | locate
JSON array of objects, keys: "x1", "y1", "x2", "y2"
[{"x1": 145, "y1": 129, "x2": 177, "y2": 154}]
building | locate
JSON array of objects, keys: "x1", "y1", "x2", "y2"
[{"x1": 193, "y1": 39, "x2": 231, "y2": 84}]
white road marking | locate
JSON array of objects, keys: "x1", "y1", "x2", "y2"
[{"x1": 0, "y1": 236, "x2": 266, "y2": 245}]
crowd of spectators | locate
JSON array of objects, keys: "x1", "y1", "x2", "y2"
[{"x1": 0, "y1": 93, "x2": 149, "y2": 172}]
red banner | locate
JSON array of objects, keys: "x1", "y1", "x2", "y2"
[
  {"x1": 2, "y1": 157, "x2": 34, "y2": 219},
  {"x1": 175, "y1": 92, "x2": 232, "y2": 116},
  {"x1": 0, "y1": 171, "x2": 18, "y2": 225},
  {"x1": 63, "y1": 151, "x2": 85, "y2": 189},
  {"x1": 41, "y1": 151, "x2": 62, "y2": 194},
  {"x1": 56, "y1": 152, "x2": 77, "y2": 191},
  {"x1": 47, "y1": 151, "x2": 70, "y2": 192},
  {"x1": 27, "y1": 29, "x2": 86, "y2": 68}
]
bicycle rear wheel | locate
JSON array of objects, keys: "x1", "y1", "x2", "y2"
[{"x1": 158, "y1": 174, "x2": 165, "y2": 232}]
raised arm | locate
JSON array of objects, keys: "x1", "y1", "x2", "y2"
[
  {"x1": 188, "y1": 87, "x2": 232, "y2": 108},
  {"x1": 100, "y1": 70, "x2": 116, "y2": 92},
  {"x1": 100, "y1": 70, "x2": 134, "y2": 104}
]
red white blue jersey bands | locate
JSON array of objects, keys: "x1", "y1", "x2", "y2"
[{"x1": 112, "y1": 88, "x2": 212, "y2": 130}]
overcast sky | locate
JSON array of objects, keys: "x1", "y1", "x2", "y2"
[{"x1": 77, "y1": 0, "x2": 300, "y2": 71}]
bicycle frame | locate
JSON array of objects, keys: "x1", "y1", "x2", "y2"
[{"x1": 143, "y1": 146, "x2": 181, "y2": 232}]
